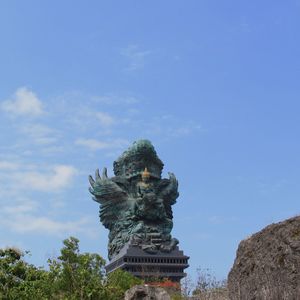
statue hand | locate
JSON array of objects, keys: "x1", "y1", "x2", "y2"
[
  {"x1": 163, "y1": 172, "x2": 179, "y2": 197},
  {"x1": 156, "y1": 172, "x2": 179, "y2": 208},
  {"x1": 168, "y1": 172, "x2": 178, "y2": 191}
]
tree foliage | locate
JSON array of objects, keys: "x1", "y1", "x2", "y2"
[
  {"x1": 0, "y1": 247, "x2": 49, "y2": 299},
  {"x1": 0, "y1": 237, "x2": 142, "y2": 300}
]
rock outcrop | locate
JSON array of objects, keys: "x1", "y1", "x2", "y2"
[
  {"x1": 124, "y1": 285, "x2": 171, "y2": 300},
  {"x1": 228, "y1": 216, "x2": 300, "y2": 300}
]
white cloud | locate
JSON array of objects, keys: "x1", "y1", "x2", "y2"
[
  {"x1": 75, "y1": 138, "x2": 129, "y2": 151},
  {"x1": 0, "y1": 162, "x2": 95, "y2": 237},
  {"x1": 95, "y1": 111, "x2": 116, "y2": 127},
  {"x1": 91, "y1": 94, "x2": 139, "y2": 105},
  {"x1": 143, "y1": 117, "x2": 204, "y2": 139},
  {"x1": 170, "y1": 124, "x2": 202, "y2": 137},
  {"x1": 3, "y1": 215, "x2": 90, "y2": 235},
  {"x1": 121, "y1": 45, "x2": 151, "y2": 71},
  {"x1": 20, "y1": 165, "x2": 78, "y2": 192},
  {"x1": 1, "y1": 87, "x2": 44, "y2": 116},
  {"x1": 3, "y1": 200, "x2": 38, "y2": 214},
  {"x1": 0, "y1": 161, "x2": 19, "y2": 170},
  {"x1": 21, "y1": 123, "x2": 59, "y2": 145},
  {"x1": 0, "y1": 201, "x2": 95, "y2": 236},
  {"x1": 0, "y1": 161, "x2": 77, "y2": 194}
]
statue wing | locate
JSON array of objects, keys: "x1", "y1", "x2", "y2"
[
  {"x1": 89, "y1": 168, "x2": 129, "y2": 229},
  {"x1": 157, "y1": 172, "x2": 179, "y2": 218}
]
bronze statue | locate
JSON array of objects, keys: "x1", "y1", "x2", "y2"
[{"x1": 89, "y1": 140, "x2": 179, "y2": 259}]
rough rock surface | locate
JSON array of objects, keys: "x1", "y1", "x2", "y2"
[
  {"x1": 228, "y1": 216, "x2": 300, "y2": 300},
  {"x1": 124, "y1": 285, "x2": 171, "y2": 300}
]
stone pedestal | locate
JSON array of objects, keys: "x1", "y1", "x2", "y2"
[{"x1": 106, "y1": 240, "x2": 189, "y2": 282}]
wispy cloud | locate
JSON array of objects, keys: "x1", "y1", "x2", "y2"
[
  {"x1": 0, "y1": 161, "x2": 19, "y2": 170},
  {"x1": 0, "y1": 162, "x2": 78, "y2": 193},
  {"x1": 75, "y1": 138, "x2": 129, "y2": 151},
  {"x1": 2, "y1": 214, "x2": 90, "y2": 236},
  {"x1": 143, "y1": 116, "x2": 204, "y2": 139},
  {"x1": 91, "y1": 94, "x2": 140, "y2": 105},
  {"x1": 19, "y1": 165, "x2": 78, "y2": 192},
  {"x1": 1, "y1": 198, "x2": 95, "y2": 236},
  {"x1": 95, "y1": 111, "x2": 116, "y2": 127},
  {"x1": 121, "y1": 45, "x2": 151, "y2": 71},
  {"x1": 1, "y1": 87, "x2": 44, "y2": 117},
  {"x1": 1, "y1": 88, "x2": 203, "y2": 159},
  {"x1": 0, "y1": 160, "x2": 95, "y2": 237},
  {"x1": 21, "y1": 123, "x2": 59, "y2": 145},
  {"x1": 3, "y1": 200, "x2": 38, "y2": 214}
]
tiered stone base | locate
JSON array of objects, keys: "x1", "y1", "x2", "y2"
[{"x1": 106, "y1": 241, "x2": 189, "y2": 283}]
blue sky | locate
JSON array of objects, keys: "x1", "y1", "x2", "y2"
[{"x1": 0, "y1": 1, "x2": 300, "y2": 281}]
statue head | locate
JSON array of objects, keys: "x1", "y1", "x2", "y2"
[{"x1": 113, "y1": 140, "x2": 164, "y2": 179}]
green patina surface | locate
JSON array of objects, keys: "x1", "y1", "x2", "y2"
[{"x1": 89, "y1": 140, "x2": 179, "y2": 260}]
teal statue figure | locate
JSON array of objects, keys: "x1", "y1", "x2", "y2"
[{"x1": 89, "y1": 140, "x2": 179, "y2": 260}]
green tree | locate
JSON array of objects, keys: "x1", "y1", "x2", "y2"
[
  {"x1": 47, "y1": 236, "x2": 107, "y2": 299},
  {"x1": 0, "y1": 248, "x2": 50, "y2": 299},
  {"x1": 0, "y1": 237, "x2": 143, "y2": 299},
  {"x1": 105, "y1": 269, "x2": 143, "y2": 300}
]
